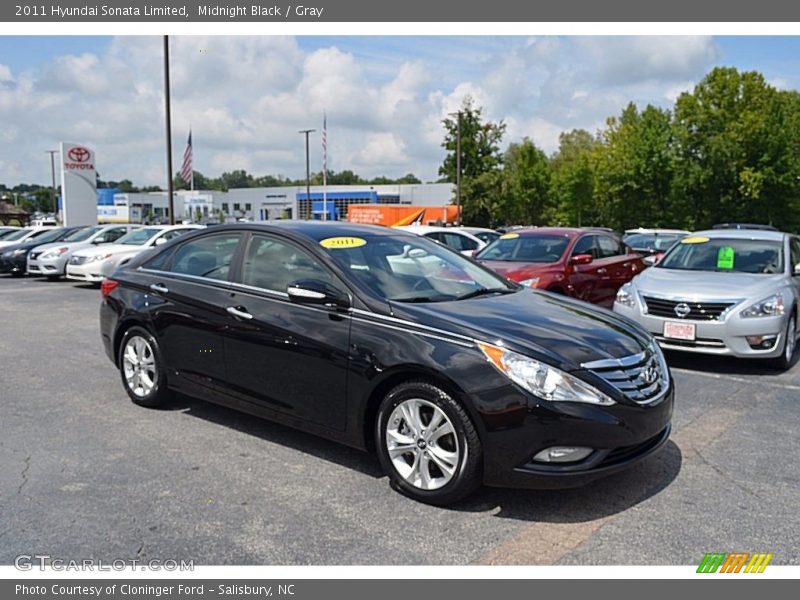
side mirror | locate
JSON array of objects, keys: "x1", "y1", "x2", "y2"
[
  {"x1": 154, "y1": 237, "x2": 167, "y2": 246},
  {"x1": 569, "y1": 253, "x2": 593, "y2": 266},
  {"x1": 91, "y1": 238, "x2": 104, "y2": 244},
  {"x1": 794, "y1": 264, "x2": 800, "y2": 276},
  {"x1": 287, "y1": 279, "x2": 351, "y2": 310},
  {"x1": 643, "y1": 255, "x2": 658, "y2": 267}
]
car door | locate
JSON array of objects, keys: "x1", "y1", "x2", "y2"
[
  {"x1": 567, "y1": 234, "x2": 604, "y2": 303},
  {"x1": 595, "y1": 235, "x2": 635, "y2": 307},
  {"x1": 221, "y1": 233, "x2": 351, "y2": 431},
  {"x1": 140, "y1": 231, "x2": 243, "y2": 391}
]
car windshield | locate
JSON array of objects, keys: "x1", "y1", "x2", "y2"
[
  {"x1": 3, "y1": 229, "x2": 36, "y2": 241},
  {"x1": 475, "y1": 234, "x2": 570, "y2": 262},
  {"x1": 63, "y1": 226, "x2": 103, "y2": 242},
  {"x1": 0, "y1": 229, "x2": 20, "y2": 240},
  {"x1": 116, "y1": 228, "x2": 160, "y2": 245},
  {"x1": 320, "y1": 234, "x2": 516, "y2": 303},
  {"x1": 623, "y1": 233, "x2": 684, "y2": 251},
  {"x1": 658, "y1": 237, "x2": 784, "y2": 274},
  {"x1": 27, "y1": 228, "x2": 67, "y2": 244}
]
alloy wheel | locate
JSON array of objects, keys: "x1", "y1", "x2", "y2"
[{"x1": 122, "y1": 336, "x2": 157, "y2": 398}]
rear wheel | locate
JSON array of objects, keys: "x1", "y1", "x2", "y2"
[
  {"x1": 375, "y1": 380, "x2": 482, "y2": 505},
  {"x1": 118, "y1": 326, "x2": 170, "y2": 407},
  {"x1": 771, "y1": 314, "x2": 797, "y2": 371}
]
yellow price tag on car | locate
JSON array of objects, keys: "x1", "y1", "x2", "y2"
[
  {"x1": 681, "y1": 236, "x2": 709, "y2": 244},
  {"x1": 499, "y1": 232, "x2": 519, "y2": 240},
  {"x1": 319, "y1": 237, "x2": 367, "y2": 249}
]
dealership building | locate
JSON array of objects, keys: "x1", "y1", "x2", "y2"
[{"x1": 98, "y1": 183, "x2": 454, "y2": 224}]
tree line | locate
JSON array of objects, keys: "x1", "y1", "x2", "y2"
[{"x1": 440, "y1": 67, "x2": 800, "y2": 233}]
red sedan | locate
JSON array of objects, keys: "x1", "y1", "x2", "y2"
[{"x1": 475, "y1": 228, "x2": 645, "y2": 308}]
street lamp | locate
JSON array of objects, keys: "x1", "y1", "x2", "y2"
[
  {"x1": 448, "y1": 111, "x2": 462, "y2": 226},
  {"x1": 163, "y1": 35, "x2": 175, "y2": 225},
  {"x1": 45, "y1": 150, "x2": 59, "y2": 215},
  {"x1": 299, "y1": 128, "x2": 315, "y2": 219}
]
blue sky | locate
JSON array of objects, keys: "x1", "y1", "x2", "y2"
[{"x1": 1, "y1": 35, "x2": 799, "y2": 186}]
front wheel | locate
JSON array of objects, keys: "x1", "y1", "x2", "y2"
[
  {"x1": 375, "y1": 380, "x2": 482, "y2": 505},
  {"x1": 118, "y1": 326, "x2": 170, "y2": 407},
  {"x1": 770, "y1": 314, "x2": 797, "y2": 371}
]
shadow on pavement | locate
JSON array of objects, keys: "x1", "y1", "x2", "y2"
[{"x1": 664, "y1": 349, "x2": 793, "y2": 377}]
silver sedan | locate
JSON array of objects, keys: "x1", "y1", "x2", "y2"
[{"x1": 613, "y1": 228, "x2": 800, "y2": 369}]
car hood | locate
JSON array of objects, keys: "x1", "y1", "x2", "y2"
[
  {"x1": 390, "y1": 289, "x2": 651, "y2": 371},
  {"x1": 33, "y1": 241, "x2": 88, "y2": 253},
  {"x1": 477, "y1": 260, "x2": 558, "y2": 279},
  {"x1": 73, "y1": 243, "x2": 139, "y2": 258},
  {"x1": 632, "y1": 267, "x2": 783, "y2": 299}
]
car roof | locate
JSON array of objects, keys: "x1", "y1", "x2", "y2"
[
  {"x1": 394, "y1": 225, "x2": 466, "y2": 234},
  {"x1": 211, "y1": 220, "x2": 417, "y2": 242},
  {"x1": 691, "y1": 229, "x2": 787, "y2": 242},
  {"x1": 624, "y1": 228, "x2": 690, "y2": 235},
  {"x1": 511, "y1": 227, "x2": 588, "y2": 237}
]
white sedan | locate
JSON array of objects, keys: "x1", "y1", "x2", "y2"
[
  {"x1": 65, "y1": 225, "x2": 203, "y2": 283},
  {"x1": 393, "y1": 225, "x2": 487, "y2": 256}
]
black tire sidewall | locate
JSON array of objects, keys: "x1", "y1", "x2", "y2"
[
  {"x1": 118, "y1": 326, "x2": 168, "y2": 407},
  {"x1": 375, "y1": 381, "x2": 480, "y2": 505}
]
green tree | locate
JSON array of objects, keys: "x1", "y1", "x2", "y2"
[
  {"x1": 673, "y1": 67, "x2": 800, "y2": 230},
  {"x1": 550, "y1": 129, "x2": 598, "y2": 226},
  {"x1": 499, "y1": 139, "x2": 552, "y2": 226},
  {"x1": 439, "y1": 96, "x2": 506, "y2": 224}
]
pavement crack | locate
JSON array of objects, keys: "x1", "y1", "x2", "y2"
[
  {"x1": 694, "y1": 447, "x2": 761, "y2": 499},
  {"x1": 17, "y1": 455, "x2": 31, "y2": 495}
]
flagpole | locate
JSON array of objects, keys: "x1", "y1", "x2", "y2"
[
  {"x1": 190, "y1": 127, "x2": 194, "y2": 192},
  {"x1": 322, "y1": 111, "x2": 328, "y2": 221}
]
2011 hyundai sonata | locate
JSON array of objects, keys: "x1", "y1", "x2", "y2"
[{"x1": 100, "y1": 222, "x2": 673, "y2": 504}]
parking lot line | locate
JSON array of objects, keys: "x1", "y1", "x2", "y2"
[{"x1": 671, "y1": 367, "x2": 800, "y2": 391}]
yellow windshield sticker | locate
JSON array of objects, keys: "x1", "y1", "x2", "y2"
[
  {"x1": 499, "y1": 232, "x2": 519, "y2": 240},
  {"x1": 717, "y1": 246, "x2": 735, "y2": 270},
  {"x1": 681, "y1": 236, "x2": 709, "y2": 244},
  {"x1": 319, "y1": 236, "x2": 367, "y2": 249}
]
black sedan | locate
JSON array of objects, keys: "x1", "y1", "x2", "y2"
[
  {"x1": 100, "y1": 222, "x2": 673, "y2": 505},
  {"x1": 0, "y1": 226, "x2": 86, "y2": 276}
]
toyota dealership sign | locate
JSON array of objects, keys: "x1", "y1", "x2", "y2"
[{"x1": 60, "y1": 142, "x2": 97, "y2": 226}]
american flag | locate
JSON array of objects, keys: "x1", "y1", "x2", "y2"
[{"x1": 179, "y1": 130, "x2": 193, "y2": 186}]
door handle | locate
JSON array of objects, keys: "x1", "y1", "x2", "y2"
[
  {"x1": 149, "y1": 283, "x2": 169, "y2": 294},
  {"x1": 622, "y1": 262, "x2": 631, "y2": 267},
  {"x1": 597, "y1": 268, "x2": 608, "y2": 274},
  {"x1": 226, "y1": 306, "x2": 254, "y2": 320}
]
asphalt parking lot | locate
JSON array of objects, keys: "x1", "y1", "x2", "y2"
[{"x1": 1, "y1": 275, "x2": 798, "y2": 565}]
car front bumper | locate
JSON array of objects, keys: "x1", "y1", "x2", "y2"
[
  {"x1": 66, "y1": 262, "x2": 108, "y2": 283},
  {"x1": 0, "y1": 253, "x2": 26, "y2": 273},
  {"x1": 27, "y1": 255, "x2": 68, "y2": 276},
  {"x1": 475, "y1": 381, "x2": 674, "y2": 489},
  {"x1": 614, "y1": 301, "x2": 788, "y2": 358}
]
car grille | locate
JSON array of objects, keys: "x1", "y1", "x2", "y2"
[
  {"x1": 642, "y1": 296, "x2": 735, "y2": 321},
  {"x1": 583, "y1": 348, "x2": 667, "y2": 404},
  {"x1": 69, "y1": 256, "x2": 90, "y2": 265},
  {"x1": 29, "y1": 252, "x2": 42, "y2": 260}
]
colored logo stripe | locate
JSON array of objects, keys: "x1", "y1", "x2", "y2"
[{"x1": 697, "y1": 552, "x2": 773, "y2": 573}]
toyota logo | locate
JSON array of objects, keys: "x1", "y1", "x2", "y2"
[
  {"x1": 674, "y1": 302, "x2": 691, "y2": 318},
  {"x1": 67, "y1": 147, "x2": 91, "y2": 163}
]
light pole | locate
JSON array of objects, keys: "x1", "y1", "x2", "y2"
[
  {"x1": 299, "y1": 128, "x2": 315, "y2": 219},
  {"x1": 163, "y1": 35, "x2": 175, "y2": 225},
  {"x1": 448, "y1": 111, "x2": 462, "y2": 226},
  {"x1": 45, "y1": 150, "x2": 58, "y2": 215}
]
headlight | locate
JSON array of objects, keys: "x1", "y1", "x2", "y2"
[
  {"x1": 41, "y1": 247, "x2": 68, "y2": 260},
  {"x1": 615, "y1": 283, "x2": 636, "y2": 308},
  {"x1": 518, "y1": 277, "x2": 540, "y2": 288},
  {"x1": 89, "y1": 254, "x2": 113, "y2": 262},
  {"x1": 740, "y1": 293, "x2": 785, "y2": 318},
  {"x1": 477, "y1": 342, "x2": 615, "y2": 405}
]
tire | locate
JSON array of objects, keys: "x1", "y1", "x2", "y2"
[
  {"x1": 118, "y1": 326, "x2": 170, "y2": 408},
  {"x1": 375, "y1": 380, "x2": 482, "y2": 505},
  {"x1": 46, "y1": 275, "x2": 60, "y2": 281},
  {"x1": 771, "y1": 314, "x2": 797, "y2": 371}
]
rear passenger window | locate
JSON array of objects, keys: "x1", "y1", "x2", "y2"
[
  {"x1": 443, "y1": 232, "x2": 478, "y2": 252},
  {"x1": 167, "y1": 234, "x2": 241, "y2": 281},
  {"x1": 239, "y1": 235, "x2": 334, "y2": 292},
  {"x1": 572, "y1": 235, "x2": 597, "y2": 258}
]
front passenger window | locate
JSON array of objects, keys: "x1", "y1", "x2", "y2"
[
  {"x1": 240, "y1": 235, "x2": 334, "y2": 292},
  {"x1": 168, "y1": 234, "x2": 242, "y2": 281}
]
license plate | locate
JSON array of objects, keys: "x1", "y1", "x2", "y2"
[{"x1": 664, "y1": 321, "x2": 696, "y2": 340}]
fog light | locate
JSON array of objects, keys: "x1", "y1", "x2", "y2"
[
  {"x1": 746, "y1": 335, "x2": 777, "y2": 349},
  {"x1": 533, "y1": 446, "x2": 593, "y2": 463}
]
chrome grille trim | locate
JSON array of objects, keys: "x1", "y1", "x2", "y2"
[{"x1": 582, "y1": 347, "x2": 667, "y2": 404}]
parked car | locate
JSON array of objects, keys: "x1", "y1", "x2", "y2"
[
  {"x1": 613, "y1": 228, "x2": 800, "y2": 369},
  {"x1": 457, "y1": 226, "x2": 502, "y2": 245},
  {"x1": 0, "y1": 226, "x2": 86, "y2": 276},
  {"x1": 100, "y1": 222, "x2": 673, "y2": 505},
  {"x1": 476, "y1": 228, "x2": 645, "y2": 308},
  {"x1": 0, "y1": 226, "x2": 22, "y2": 240},
  {"x1": 66, "y1": 225, "x2": 204, "y2": 284},
  {"x1": 27, "y1": 224, "x2": 138, "y2": 280},
  {"x1": 0, "y1": 226, "x2": 57, "y2": 249},
  {"x1": 623, "y1": 228, "x2": 690, "y2": 265},
  {"x1": 394, "y1": 225, "x2": 486, "y2": 256}
]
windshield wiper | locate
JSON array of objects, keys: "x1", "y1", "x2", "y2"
[
  {"x1": 456, "y1": 287, "x2": 516, "y2": 301},
  {"x1": 392, "y1": 295, "x2": 454, "y2": 303}
]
